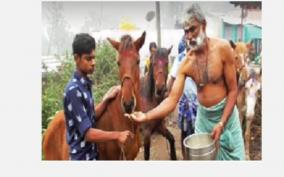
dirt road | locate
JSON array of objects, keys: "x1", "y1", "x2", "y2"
[{"x1": 135, "y1": 105, "x2": 261, "y2": 160}]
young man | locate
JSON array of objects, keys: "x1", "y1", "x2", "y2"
[
  {"x1": 130, "y1": 4, "x2": 245, "y2": 160},
  {"x1": 64, "y1": 33, "x2": 132, "y2": 160}
]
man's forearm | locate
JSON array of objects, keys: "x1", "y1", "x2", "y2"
[
  {"x1": 85, "y1": 128, "x2": 119, "y2": 142},
  {"x1": 146, "y1": 95, "x2": 178, "y2": 121}
]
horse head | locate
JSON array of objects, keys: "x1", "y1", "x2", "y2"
[
  {"x1": 149, "y1": 46, "x2": 172, "y2": 100},
  {"x1": 107, "y1": 31, "x2": 146, "y2": 114},
  {"x1": 229, "y1": 40, "x2": 252, "y2": 86}
]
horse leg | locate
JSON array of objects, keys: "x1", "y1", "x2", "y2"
[
  {"x1": 245, "y1": 117, "x2": 253, "y2": 160},
  {"x1": 237, "y1": 98, "x2": 245, "y2": 132},
  {"x1": 143, "y1": 129, "x2": 151, "y2": 160},
  {"x1": 158, "y1": 124, "x2": 177, "y2": 160}
]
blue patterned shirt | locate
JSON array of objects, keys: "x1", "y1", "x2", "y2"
[{"x1": 63, "y1": 71, "x2": 98, "y2": 160}]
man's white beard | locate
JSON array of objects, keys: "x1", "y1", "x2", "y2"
[{"x1": 189, "y1": 29, "x2": 206, "y2": 51}]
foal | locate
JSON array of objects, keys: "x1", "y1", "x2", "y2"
[{"x1": 140, "y1": 47, "x2": 177, "y2": 160}]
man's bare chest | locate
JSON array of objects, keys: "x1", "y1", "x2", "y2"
[{"x1": 186, "y1": 52, "x2": 224, "y2": 85}]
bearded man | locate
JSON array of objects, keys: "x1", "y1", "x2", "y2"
[{"x1": 130, "y1": 3, "x2": 245, "y2": 160}]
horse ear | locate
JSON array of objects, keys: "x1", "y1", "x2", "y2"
[
  {"x1": 107, "y1": 38, "x2": 120, "y2": 51},
  {"x1": 134, "y1": 31, "x2": 146, "y2": 51},
  {"x1": 167, "y1": 45, "x2": 173, "y2": 55},
  {"x1": 229, "y1": 40, "x2": 236, "y2": 49}
]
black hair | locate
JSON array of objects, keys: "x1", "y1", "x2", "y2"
[
  {"x1": 72, "y1": 33, "x2": 96, "y2": 56},
  {"x1": 149, "y1": 42, "x2": 157, "y2": 52}
]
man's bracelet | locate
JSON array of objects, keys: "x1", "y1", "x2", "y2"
[{"x1": 218, "y1": 121, "x2": 224, "y2": 129}]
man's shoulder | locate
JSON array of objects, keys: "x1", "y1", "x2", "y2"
[
  {"x1": 64, "y1": 80, "x2": 80, "y2": 95},
  {"x1": 210, "y1": 37, "x2": 231, "y2": 49}
]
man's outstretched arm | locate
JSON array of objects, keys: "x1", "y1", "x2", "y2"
[{"x1": 130, "y1": 68, "x2": 187, "y2": 122}]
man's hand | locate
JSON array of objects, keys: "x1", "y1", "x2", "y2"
[
  {"x1": 211, "y1": 122, "x2": 224, "y2": 141},
  {"x1": 117, "y1": 130, "x2": 134, "y2": 144},
  {"x1": 125, "y1": 111, "x2": 148, "y2": 123},
  {"x1": 102, "y1": 85, "x2": 121, "y2": 102}
]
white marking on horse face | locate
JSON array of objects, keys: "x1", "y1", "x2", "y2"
[{"x1": 132, "y1": 91, "x2": 137, "y2": 113}]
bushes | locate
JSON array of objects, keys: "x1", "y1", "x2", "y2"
[{"x1": 42, "y1": 41, "x2": 118, "y2": 131}]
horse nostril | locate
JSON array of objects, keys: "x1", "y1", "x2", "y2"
[
  {"x1": 156, "y1": 89, "x2": 162, "y2": 95},
  {"x1": 123, "y1": 99, "x2": 134, "y2": 113},
  {"x1": 156, "y1": 85, "x2": 166, "y2": 96}
]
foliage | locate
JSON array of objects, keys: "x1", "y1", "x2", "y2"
[{"x1": 42, "y1": 41, "x2": 118, "y2": 131}]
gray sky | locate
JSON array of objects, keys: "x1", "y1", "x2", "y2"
[{"x1": 42, "y1": 1, "x2": 240, "y2": 33}]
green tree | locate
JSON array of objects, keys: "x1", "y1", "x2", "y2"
[{"x1": 42, "y1": 41, "x2": 118, "y2": 131}]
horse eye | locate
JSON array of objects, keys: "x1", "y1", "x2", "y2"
[
  {"x1": 117, "y1": 61, "x2": 120, "y2": 66},
  {"x1": 137, "y1": 60, "x2": 140, "y2": 65}
]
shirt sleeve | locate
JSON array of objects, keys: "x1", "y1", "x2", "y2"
[
  {"x1": 66, "y1": 88, "x2": 92, "y2": 137},
  {"x1": 170, "y1": 55, "x2": 180, "y2": 78}
]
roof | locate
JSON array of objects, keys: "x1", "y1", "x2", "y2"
[{"x1": 208, "y1": 9, "x2": 261, "y2": 27}]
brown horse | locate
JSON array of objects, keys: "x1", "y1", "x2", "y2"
[
  {"x1": 229, "y1": 40, "x2": 251, "y2": 126},
  {"x1": 230, "y1": 40, "x2": 261, "y2": 159},
  {"x1": 42, "y1": 111, "x2": 69, "y2": 160},
  {"x1": 140, "y1": 46, "x2": 177, "y2": 160},
  {"x1": 96, "y1": 32, "x2": 145, "y2": 160},
  {"x1": 42, "y1": 32, "x2": 146, "y2": 160}
]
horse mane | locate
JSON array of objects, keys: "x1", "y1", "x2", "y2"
[
  {"x1": 119, "y1": 35, "x2": 135, "y2": 52},
  {"x1": 143, "y1": 57, "x2": 155, "y2": 100}
]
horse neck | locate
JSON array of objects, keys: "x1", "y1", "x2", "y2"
[
  {"x1": 142, "y1": 66, "x2": 156, "y2": 101},
  {"x1": 238, "y1": 65, "x2": 249, "y2": 89}
]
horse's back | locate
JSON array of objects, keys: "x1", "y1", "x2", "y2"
[{"x1": 42, "y1": 110, "x2": 69, "y2": 160}]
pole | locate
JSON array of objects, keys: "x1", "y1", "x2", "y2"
[
  {"x1": 155, "y1": 1, "x2": 161, "y2": 47},
  {"x1": 240, "y1": 6, "x2": 244, "y2": 41}
]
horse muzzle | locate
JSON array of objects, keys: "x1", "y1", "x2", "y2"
[
  {"x1": 121, "y1": 96, "x2": 136, "y2": 114},
  {"x1": 155, "y1": 85, "x2": 166, "y2": 99}
]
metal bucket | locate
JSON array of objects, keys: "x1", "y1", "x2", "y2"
[{"x1": 183, "y1": 133, "x2": 217, "y2": 160}]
